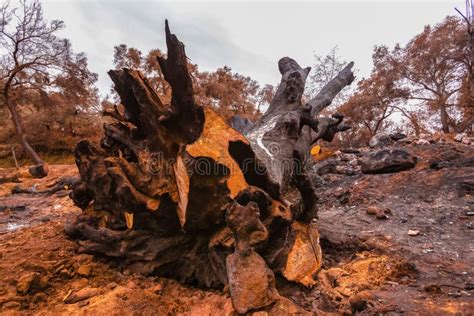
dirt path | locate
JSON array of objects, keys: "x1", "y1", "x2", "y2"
[{"x1": 0, "y1": 141, "x2": 473, "y2": 315}]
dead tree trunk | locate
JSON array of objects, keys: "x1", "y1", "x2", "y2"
[
  {"x1": 4, "y1": 98, "x2": 48, "y2": 177},
  {"x1": 66, "y1": 20, "x2": 354, "y2": 313}
]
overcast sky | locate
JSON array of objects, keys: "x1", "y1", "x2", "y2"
[{"x1": 41, "y1": 0, "x2": 465, "y2": 96}]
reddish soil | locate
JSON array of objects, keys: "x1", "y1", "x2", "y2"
[{"x1": 0, "y1": 141, "x2": 473, "y2": 315}]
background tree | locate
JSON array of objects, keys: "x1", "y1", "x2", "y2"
[
  {"x1": 336, "y1": 15, "x2": 471, "y2": 146},
  {"x1": 112, "y1": 45, "x2": 271, "y2": 121},
  {"x1": 391, "y1": 16, "x2": 470, "y2": 133},
  {"x1": 306, "y1": 46, "x2": 355, "y2": 107},
  {"x1": 194, "y1": 66, "x2": 261, "y2": 120},
  {"x1": 256, "y1": 84, "x2": 275, "y2": 113},
  {"x1": 337, "y1": 46, "x2": 412, "y2": 145},
  {"x1": 0, "y1": 0, "x2": 99, "y2": 170}
]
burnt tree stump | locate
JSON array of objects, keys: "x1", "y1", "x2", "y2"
[{"x1": 65, "y1": 20, "x2": 354, "y2": 313}]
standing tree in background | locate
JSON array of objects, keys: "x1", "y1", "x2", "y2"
[
  {"x1": 195, "y1": 66, "x2": 261, "y2": 120},
  {"x1": 112, "y1": 45, "x2": 269, "y2": 121},
  {"x1": 306, "y1": 46, "x2": 355, "y2": 108},
  {"x1": 393, "y1": 16, "x2": 470, "y2": 133},
  {"x1": 337, "y1": 46, "x2": 413, "y2": 145},
  {"x1": 113, "y1": 45, "x2": 171, "y2": 102},
  {"x1": 338, "y1": 16, "x2": 471, "y2": 142},
  {"x1": 0, "y1": 0, "x2": 98, "y2": 175},
  {"x1": 256, "y1": 84, "x2": 276, "y2": 113},
  {"x1": 456, "y1": 0, "x2": 474, "y2": 132}
]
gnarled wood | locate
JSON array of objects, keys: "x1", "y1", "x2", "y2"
[{"x1": 66, "y1": 20, "x2": 354, "y2": 314}]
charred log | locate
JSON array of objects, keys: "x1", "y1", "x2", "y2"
[{"x1": 66, "y1": 20, "x2": 354, "y2": 314}]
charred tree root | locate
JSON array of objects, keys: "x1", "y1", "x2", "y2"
[{"x1": 66, "y1": 20, "x2": 354, "y2": 313}]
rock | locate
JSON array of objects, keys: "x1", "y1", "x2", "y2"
[
  {"x1": 226, "y1": 253, "x2": 279, "y2": 314},
  {"x1": 415, "y1": 139, "x2": 430, "y2": 145},
  {"x1": 376, "y1": 212, "x2": 388, "y2": 220},
  {"x1": 454, "y1": 133, "x2": 466, "y2": 142},
  {"x1": 225, "y1": 202, "x2": 279, "y2": 314},
  {"x1": 366, "y1": 206, "x2": 390, "y2": 219},
  {"x1": 32, "y1": 292, "x2": 47, "y2": 304},
  {"x1": 78, "y1": 300, "x2": 90, "y2": 307},
  {"x1": 2, "y1": 301, "x2": 21, "y2": 310},
  {"x1": 369, "y1": 133, "x2": 392, "y2": 148},
  {"x1": 40, "y1": 216, "x2": 51, "y2": 222},
  {"x1": 430, "y1": 161, "x2": 450, "y2": 170},
  {"x1": 64, "y1": 287, "x2": 100, "y2": 304},
  {"x1": 76, "y1": 264, "x2": 92, "y2": 277},
  {"x1": 461, "y1": 137, "x2": 471, "y2": 145},
  {"x1": 70, "y1": 278, "x2": 89, "y2": 290},
  {"x1": 408, "y1": 230, "x2": 420, "y2": 236},
  {"x1": 28, "y1": 163, "x2": 49, "y2": 178},
  {"x1": 16, "y1": 272, "x2": 42, "y2": 294},
  {"x1": 150, "y1": 283, "x2": 163, "y2": 294},
  {"x1": 366, "y1": 206, "x2": 378, "y2": 215},
  {"x1": 106, "y1": 282, "x2": 117, "y2": 290},
  {"x1": 389, "y1": 132, "x2": 407, "y2": 141},
  {"x1": 261, "y1": 297, "x2": 311, "y2": 315},
  {"x1": 465, "y1": 283, "x2": 474, "y2": 290},
  {"x1": 360, "y1": 149, "x2": 417, "y2": 174}
]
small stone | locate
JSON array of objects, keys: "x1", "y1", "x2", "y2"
[
  {"x1": 376, "y1": 212, "x2": 388, "y2": 220},
  {"x1": 40, "y1": 216, "x2": 51, "y2": 222},
  {"x1": 366, "y1": 206, "x2": 378, "y2": 215},
  {"x1": 408, "y1": 230, "x2": 420, "y2": 236},
  {"x1": 59, "y1": 268, "x2": 73, "y2": 279},
  {"x1": 32, "y1": 292, "x2": 47, "y2": 304},
  {"x1": 369, "y1": 133, "x2": 392, "y2": 148},
  {"x1": 17, "y1": 272, "x2": 41, "y2": 294},
  {"x1": 70, "y1": 278, "x2": 89, "y2": 290},
  {"x1": 424, "y1": 284, "x2": 441, "y2": 293},
  {"x1": 64, "y1": 287, "x2": 100, "y2": 304},
  {"x1": 415, "y1": 139, "x2": 430, "y2": 145},
  {"x1": 2, "y1": 301, "x2": 21, "y2": 310},
  {"x1": 77, "y1": 264, "x2": 92, "y2": 277},
  {"x1": 151, "y1": 283, "x2": 163, "y2": 294},
  {"x1": 448, "y1": 292, "x2": 462, "y2": 298},
  {"x1": 78, "y1": 300, "x2": 90, "y2": 307},
  {"x1": 106, "y1": 282, "x2": 117, "y2": 290},
  {"x1": 465, "y1": 283, "x2": 474, "y2": 290},
  {"x1": 366, "y1": 206, "x2": 389, "y2": 219},
  {"x1": 454, "y1": 133, "x2": 465, "y2": 142},
  {"x1": 389, "y1": 132, "x2": 407, "y2": 141}
]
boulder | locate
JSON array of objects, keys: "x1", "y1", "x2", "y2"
[
  {"x1": 389, "y1": 132, "x2": 407, "y2": 141},
  {"x1": 359, "y1": 149, "x2": 417, "y2": 174},
  {"x1": 28, "y1": 163, "x2": 49, "y2": 178},
  {"x1": 369, "y1": 133, "x2": 392, "y2": 148}
]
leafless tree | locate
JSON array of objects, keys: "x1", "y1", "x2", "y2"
[{"x1": 0, "y1": 0, "x2": 73, "y2": 170}]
